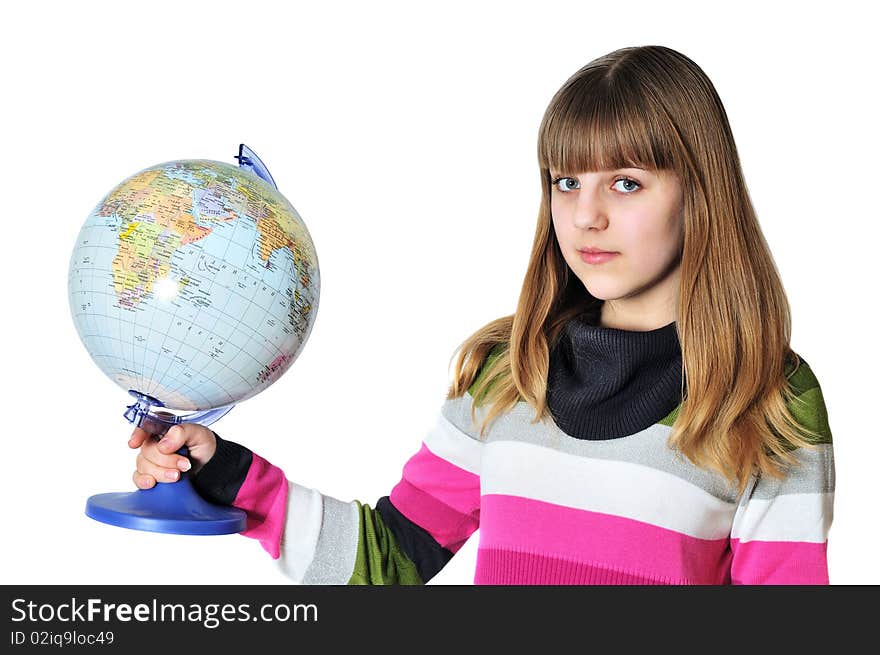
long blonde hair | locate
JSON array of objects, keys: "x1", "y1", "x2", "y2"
[{"x1": 446, "y1": 45, "x2": 824, "y2": 497}]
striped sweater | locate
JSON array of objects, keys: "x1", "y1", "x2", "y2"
[{"x1": 192, "y1": 337, "x2": 834, "y2": 585}]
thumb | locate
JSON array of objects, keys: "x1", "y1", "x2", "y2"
[{"x1": 158, "y1": 424, "x2": 186, "y2": 455}]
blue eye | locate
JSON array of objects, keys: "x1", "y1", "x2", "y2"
[
  {"x1": 612, "y1": 178, "x2": 641, "y2": 193},
  {"x1": 551, "y1": 177, "x2": 579, "y2": 193},
  {"x1": 550, "y1": 176, "x2": 641, "y2": 194}
]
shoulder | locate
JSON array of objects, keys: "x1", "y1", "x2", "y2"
[
  {"x1": 466, "y1": 343, "x2": 508, "y2": 399},
  {"x1": 783, "y1": 351, "x2": 832, "y2": 445}
]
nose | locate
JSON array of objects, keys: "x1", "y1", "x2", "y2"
[{"x1": 571, "y1": 182, "x2": 609, "y2": 230}]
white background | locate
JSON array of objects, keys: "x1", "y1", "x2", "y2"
[{"x1": 1, "y1": 1, "x2": 876, "y2": 585}]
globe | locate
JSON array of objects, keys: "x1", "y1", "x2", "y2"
[
  {"x1": 69, "y1": 145, "x2": 320, "y2": 535},
  {"x1": 68, "y1": 151, "x2": 320, "y2": 412}
]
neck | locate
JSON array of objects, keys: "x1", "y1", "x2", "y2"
[
  {"x1": 600, "y1": 302, "x2": 676, "y2": 331},
  {"x1": 598, "y1": 261, "x2": 681, "y2": 331}
]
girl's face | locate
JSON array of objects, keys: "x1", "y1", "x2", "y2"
[{"x1": 550, "y1": 167, "x2": 684, "y2": 328}]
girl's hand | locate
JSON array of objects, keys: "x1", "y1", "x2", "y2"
[{"x1": 128, "y1": 423, "x2": 217, "y2": 489}]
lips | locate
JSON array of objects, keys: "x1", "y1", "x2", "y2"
[
  {"x1": 578, "y1": 247, "x2": 617, "y2": 254},
  {"x1": 578, "y1": 249, "x2": 619, "y2": 264}
]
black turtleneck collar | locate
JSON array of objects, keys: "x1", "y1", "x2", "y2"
[{"x1": 546, "y1": 307, "x2": 684, "y2": 440}]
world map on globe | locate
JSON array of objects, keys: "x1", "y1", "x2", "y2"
[{"x1": 68, "y1": 159, "x2": 320, "y2": 411}]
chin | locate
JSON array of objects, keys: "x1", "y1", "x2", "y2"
[{"x1": 579, "y1": 281, "x2": 625, "y2": 302}]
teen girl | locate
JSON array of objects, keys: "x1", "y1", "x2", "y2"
[{"x1": 129, "y1": 45, "x2": 834, "y2": 585}]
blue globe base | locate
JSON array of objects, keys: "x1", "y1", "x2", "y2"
[{"x1": 85, "y1": 473, "x2": 247, "y2": 535}]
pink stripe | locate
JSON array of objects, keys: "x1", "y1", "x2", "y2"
[
  {"x1": 480, "y1": 494, "x2": 731, "y2": 584},
  {"x1": 389, "y1": 443, "x2": 480, "y2": 553},
  {"x1": 233, "y1": 453, "x2": 289, "y2": 560},
  {"x1": 730, "y1": 538, "x2": 829, "y2": 584},
  {"x1": 475, "y1": 548, "x2": 685, "y2": 585}
]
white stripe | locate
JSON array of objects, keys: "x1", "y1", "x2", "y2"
[
  {"x1": 730, "y1": 492, "x2": 834, "y2": 543},
  {"x1": 422, "y1": 410, "x2": 482, "y2": 475},
  {"x1": 481, "y1": 440, "x2": 736, "y2": 540},
  {"x1": 276, "y1": 481, "x2": 322, "y2": 583}
]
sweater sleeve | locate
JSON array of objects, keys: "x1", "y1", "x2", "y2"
[
  {"x1": 728, "y1": 357, "x2": 835, "y2": 584},
  {"x1": 190, "y1": 395, "x2": 486, "y2": 584},
  {"x1": 189, "y1": 433, "x2": 289, "y2": 560}
]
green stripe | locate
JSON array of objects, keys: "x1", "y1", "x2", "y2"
[
  {"x1": 784, "y1": 355, "x2": 832, "y2": 444},
  {"x1": 469, "y1": 344, "x2": 506, "y2": 404},
  {"x1": 347, "y1": 501, "x2": 424, "y2": 585},
  {"x1": 786, "y1": 385, "x2": 832, "y2": 445},
  {"x1": 659, "y1": 404, "x2": 680, "y2": 427}
]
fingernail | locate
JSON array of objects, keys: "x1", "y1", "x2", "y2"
[
  {"x1": 165, "y1": 470, "x2": 179, "y2": 480},
  {"x1": 178, "y1": 459, "x2": 191, "y2": 471}
]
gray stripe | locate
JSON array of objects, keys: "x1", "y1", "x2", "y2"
[
  {"x1": 302, "y1": 495, "x2": 359, "y2": 584},
  {"x1": 440, "y1": 392, "x2": 489, "y2": 442},
  {"x1": 441, "y1": 392, "x2": 834, "y2": 504},
  {"x1": 750, "y1": 444, "x2": 835, "y2": 498}
]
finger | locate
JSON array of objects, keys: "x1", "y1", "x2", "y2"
[
  {"x1": 137, "y1": 445, "x2": 192, "y2": 473},
  {"x1": 133, "y1": 470, "x2": 156, "y2": 489},
  {"x1": 128, "y1": 426, "x2": 151, "y2": 449},
  {"x1": 136, "y1": 451, "x2": 184, "y2": 483}
]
